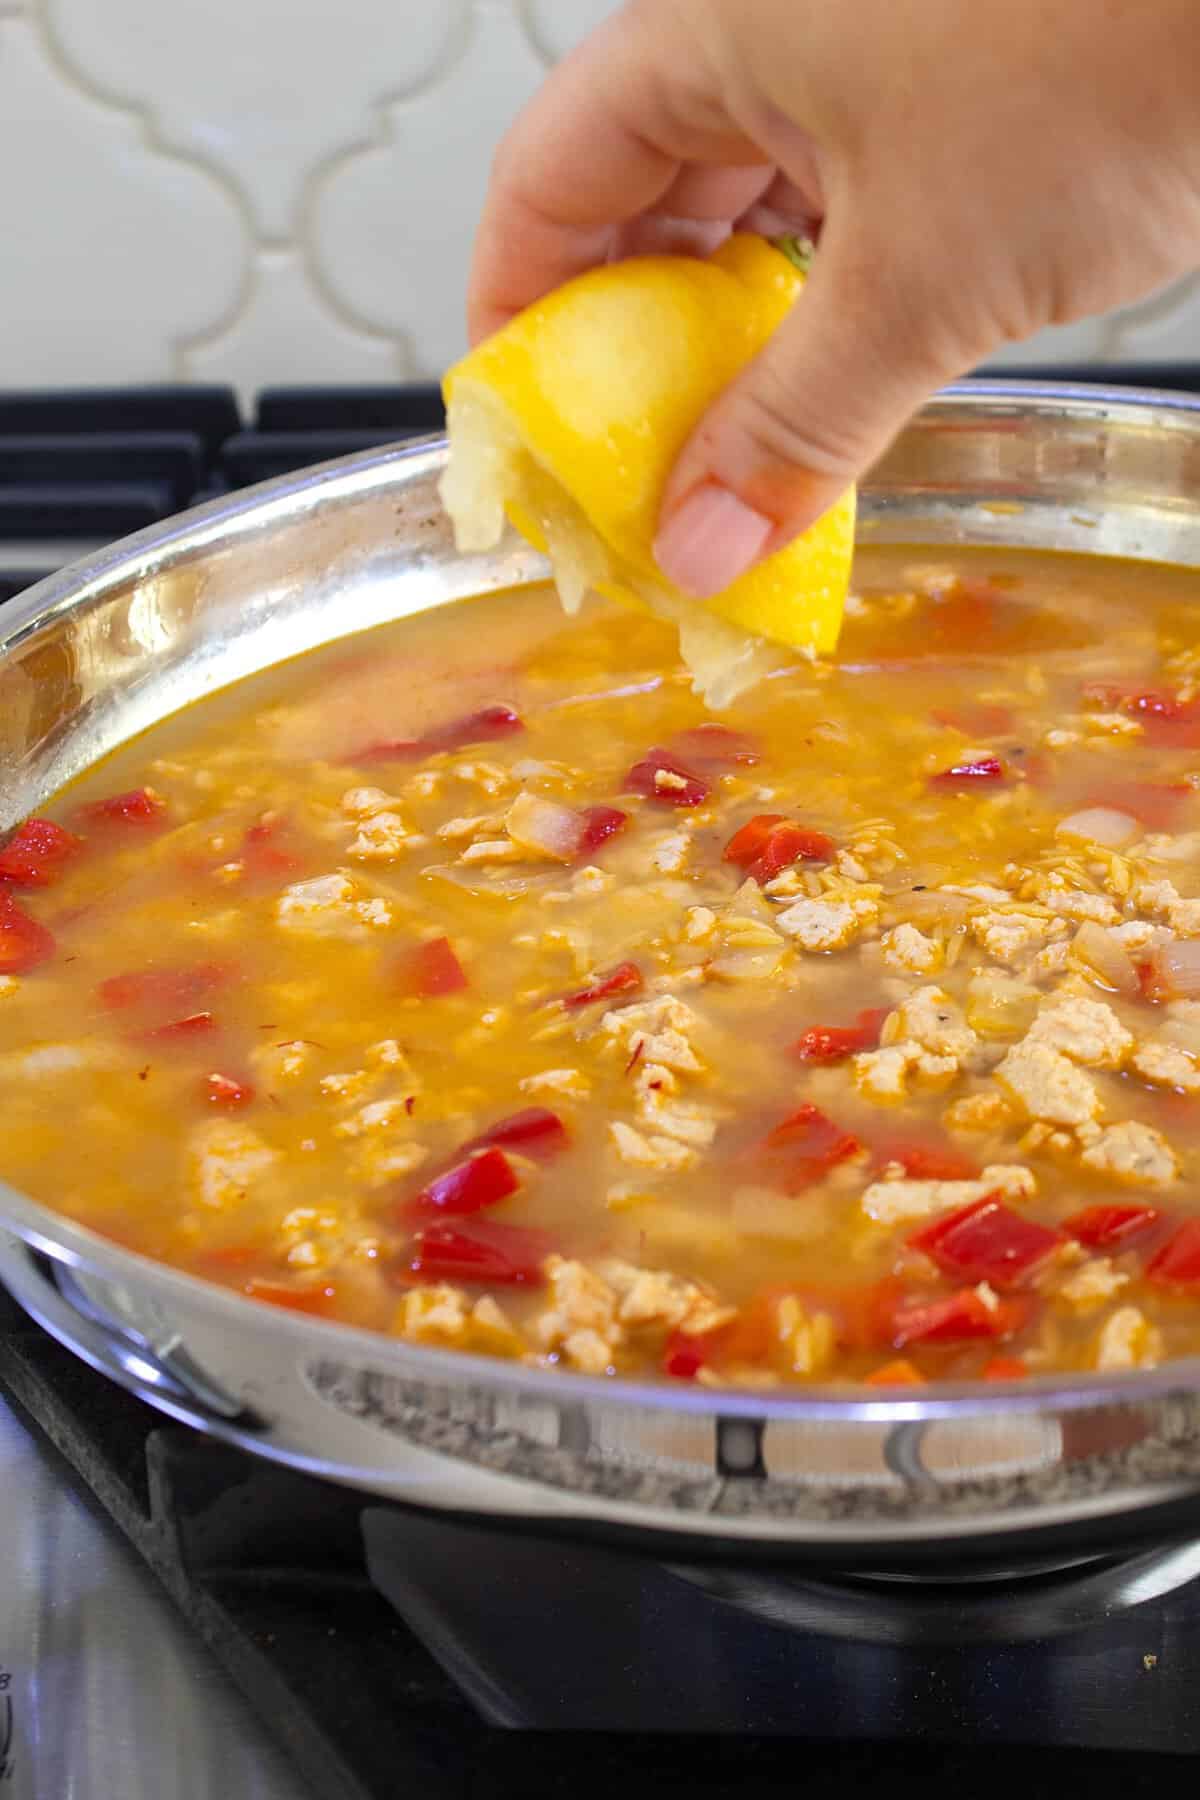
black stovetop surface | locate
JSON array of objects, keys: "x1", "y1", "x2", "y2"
[
  {"x1": 6, "y1": 370, "x2": 1200, "y2": 1796},
  {"x1": 5, "y1": 1272, "x2": 1200, "y2": 1799}
]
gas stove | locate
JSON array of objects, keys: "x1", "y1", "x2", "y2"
[{"x1": 5, "y1": 371, "x2": 1200, "y2": 1800}]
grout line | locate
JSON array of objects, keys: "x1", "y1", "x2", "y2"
[{"x1": 33, "y1": 0, "x2": 256, "y2": 364}]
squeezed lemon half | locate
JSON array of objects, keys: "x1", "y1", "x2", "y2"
[{"x1": 440, "y1": 233, "x2": 855, "y2": 705}]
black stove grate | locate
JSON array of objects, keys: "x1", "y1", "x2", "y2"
[{"x1": 1, "y1": 366, "x2": 1197, "y2": 607}]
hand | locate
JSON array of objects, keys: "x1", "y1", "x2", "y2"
[{"x1": 468, "y1": 0, "x2": 1200, "y2": 597}]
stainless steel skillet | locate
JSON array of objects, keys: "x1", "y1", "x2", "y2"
[{"x1": 4, "y1": 381, "x2": 1200, "y2": 1564}]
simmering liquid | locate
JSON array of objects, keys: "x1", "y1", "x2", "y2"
[{"x1": 3, "y1": 547, "x2": 1200, "y2": 1389}]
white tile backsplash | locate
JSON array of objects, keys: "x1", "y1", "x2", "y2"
[{"x1": 3, "y1": 0, "x2": 1198, "y2": 400}]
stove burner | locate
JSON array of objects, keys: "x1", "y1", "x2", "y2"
[{"x1": 672, "y1": 1540, "x2": 1200, "y2": 1646}]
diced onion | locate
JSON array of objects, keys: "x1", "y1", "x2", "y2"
[
  {"x1": 505, "y1": 793, "x2": 584, "y2": 861},
  {"x1": 1070, "y1": 920, "x2": 1139, "y2": 996},
  {"x1": 1056, "y1": 807, "x2": 1140, "y2": 849},
  {"x1": 1159, "y1": 940, "x2": 1200, "y2": 999},
  {"x1": 892, "y1": 889, "x2": 971, "y2": 930}
]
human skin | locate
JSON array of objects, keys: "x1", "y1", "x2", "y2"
[{"x1": 468, "y1": 0, "x2": 1200, "y2": 597}]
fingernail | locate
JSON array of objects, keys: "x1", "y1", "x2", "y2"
[{"x1": 653, "y1": 482, "x2": 774, "y2": 599}]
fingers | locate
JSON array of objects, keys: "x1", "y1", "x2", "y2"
[
  {"x1": 654, "y1": 209, "x2": 973, "y2": 597},
  {"x1": 467, "y1": 5, "x2": 765, "y2": 342}
]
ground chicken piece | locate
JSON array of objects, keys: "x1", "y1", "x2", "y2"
[
  {"x1": 1093, "y1": 1306, "x2": 1163, "y2": 1371},
  {"x1": 881, "y1": 923, "x2": 942, "y2": 975},
  {"x1": 943, "y1": 1090, "x2": 1015, "y2": 1133},
  {"x1": 436, "y1": 812, "x2": 505, "y2": 842},
  {"x1": 1033, "y1": 874, "x2": 1120, "y2": 926},
  {"x1": 684, "y1": 906, "x2": 718, "y2": 943},
  {"x1": 187, "y1": 1119, "x2": 280, "y2": 1212},
  {"x1": 1079, "y1": 1120, "x2": 1178, "y2": 1188},
  {"x1": 635, "y1": 1090, "x2": 718, "y2": 1147},
  {"x1": 972, "y1": 909, "x2": 1068, "y2": 965},
  {"x1": 1025, "y1": 995, "x2": 1132, "y2": 1069},
  {"x1": 251, "y1": 1038, "x2": 312, "y2": 1085},
  {"x1": 1137, "y1": 879, "x2": 1200, "y2": 939},
  {"x1": 398, "y1": 1286, "x2": 525, "y2": 1355},
  {"x1": 350, "y1": 1137, "x2": 429, "y2": 1187},
  {"x1": 861, "y1": 1163, "x2": 1035, "y2": 1224},
  {"x1": 1083, "y1": 711, "x2": 1143, "y2": 738},
  {"x1": 275, "y1": 872, "x2": 391, "y2": 935},
  {"x1": 854, "y1": 1042, "x2": 957, "y2": 1102},
  {"x1": 599, "y1": 1260, "x2": 735, "y2": 1336},
  {"x1": 599, "y1": 995, "x2": 704, "y2": 1073},
  {"x1": 890, "y1": 985, "x2": 977, "y2": 1061},
  {"x1": 519, "y1": 1067, "x2": 591, "y2": 1099},
  {"x1": 1131, "y1": 1038, "x2": 1200, "y2": 1093},
  {"x1": 320, "y1": 1070, "x2": 372, "y2": 1101},
  {"x1": 650, "y1": 830, "x2": 692, "y2": 874},
  {"x1": 775, "y1": 895, "x2": 877, "y2": 950},
  {"x1": 535, "y1": 1256, "x2": 621, "y2": 1373},
  {"x1": 609, "y1": 1120, "x2": 698, "y2": 1172},
  {"x1": 634, "y1": 1060, "x2": 680, "y2": 1098},
  {"x1": 366, "y1": 1038, "x2": 414, "y2": 1074},
  {"x1": 995, "y1": 1040, "x2": 1101, "y2": 1127},
  {"x1": 332, "y1": 1098, "x2": 414, "y2": 1140},
  {"x1": 1031, "y1": 941, "x2": 1072, "y2": 980},
  {"x1": 1058, "y1": 1257, "x2": 1130, "y2": 1309},
  {"x1": 341, "y1": 785, "x2": 403, "y2": 817},
  {"x1": 460, "y1": 837, "x2": 522, "y2": 864},
  {"x1": 450, "y1": 760, "x2": 513, "y2": 796},
  {"x1": 1109, "y1": 920, "x2": 1159, "y2": 952},
  {"x1": 347, "y1": 811, "x2": 411, "y2": 861},
  {"x1": 775, "y1": 1295, "x2": 837, "y2": 1375}
]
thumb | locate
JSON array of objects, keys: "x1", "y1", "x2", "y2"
[{"x1": 653, "y1": 217, "x2": 971, "y2": 599}]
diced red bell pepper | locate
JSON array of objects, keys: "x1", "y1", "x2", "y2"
[
  {"x1": 982, "y1": 1355, "x2": 1029, "y2": 1380},
  {"x1": 723, "y1": 814, "x2": 834, "y2": 882},
  {"x1": 75, "y1": 786, "x2": 165, "y2": 828},
  {"x1": 244, "y1": 1280, "x2": 339, "y2": 1317},
  {"x1": 353, "y1": 704, "x2": 524, "y2": 763},
  {"x1": 931, "y1": 704, "x2": 1013, "y2": 737},
  {"x1": 204, "y1": 1071, "x2": 255, "y2": 1108},
  {"x1": 760, "y1": 1103, "x2": 862, "y2": 1192},
  {"x1": 0, "y1": 818, "x2": 82, "y2": 887},
  {"x1": 240, "y1": 814, "x2": 304, "y2": 881},
  {"x1": 662, "y1": 1329, "x2": 709, "y2": 1380},
  {"x1": 792, "y1": 1007, "x2": 889, "y2": 1064},
  {"x1": 1081, "y1": 683, "x2": 1200, "y2": 749},
  {"x1": 624, "y1": 749, "x2": 709, "y2": 808},
  {"x1": 892, "y1": 1288, "x2": 1030, "y2": 1348},
  {"x1": 1147, "y1": 1219, "x2": 1200, "y2": 1289},
  {"x1": 100, "y1": 961, "x2": 230, "y2": 1012},
  {"x1": 930, "y1": 756, "x2": 1006, "y2": 787},
  {"x1": 865, "y1": 1358, "x2": 925, "y2": 1387},
  {"x1": 404, "y1": 1219, "x2": 550, "y2": 1287},
  {"x1": 1064, "y1": 1203, "x2": 1162, "y2": 1250},
  {"x1": 563, "y1": 961, "x2": 643, "y2": 1009},
  {"x1": 0, "y1": 895, "x2": 55, "y2": 973},
  {"x1": 459, "y1": 1107, "x2": 569, "y2": 1161},
  {"x1": 409, "y1": 1146, "x2": 521, "y2": 1217},
  {"x1": 577, "y1": 805, "x2": 628, "y2": 854},
  {"x1": 145, "y1": 1011, "x2": 217, "y2": 1042},
  {"x1": 909, "y1": 1198, "x2": 1062, "y2": 1290},
  {"x1": 875, "y1": 1140, "x2": 981, "y2": 1181},
  {"x1": 395, "y1": 935, "x2": 468, "y2": 998},
  {"x1": 668, "y1": 723, "x2": 761, "y2": 770}
]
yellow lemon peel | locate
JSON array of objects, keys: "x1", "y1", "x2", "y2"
[{"x1": 440, "y1": 233, "x2": 855, "y2": 706}]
